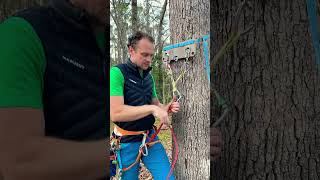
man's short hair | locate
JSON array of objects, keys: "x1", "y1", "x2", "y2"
[{"x1": 127, "y1": 31, "x2": 154, "y2": 49}]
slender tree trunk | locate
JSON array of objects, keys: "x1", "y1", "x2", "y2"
[
  {"x1": 155, "y1": 0, "x2": 168, "y2": 55},
  {"x1": 131, "y1": 0, "x2": 138, "y2": 33},
  {"x1": 154, "y1": 0, "x2": 168, "y2": 103},
  {"x1": 211, "y1": 0, "x2": 320, "y2": 179},
  {"x1": 144, "y1": 0, "x2": 152, "y2": 35},
  {"x1": 169, "y1": 0, "x2": 210, "y2": 179}
]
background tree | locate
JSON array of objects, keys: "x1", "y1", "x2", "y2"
[
  {"x1": 131, "y1": 0, "x2": 138, "y2": 33},
  {"x1": 211, "y1": 0, "x2": 320, "y2": 179},
  {"x1": 110, "y1": 0, "x2": 130, "y2": 64},
  {"x1": 169, "y1": 0, "x2": 210, "y2": 179}
]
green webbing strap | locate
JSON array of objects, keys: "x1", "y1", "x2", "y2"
[
  {"x1": 210, "y1": 32, "x2": 241, "y2": 127},
  {"x1": 212, "y1": 32, "x2": 241, "y2": 68}
]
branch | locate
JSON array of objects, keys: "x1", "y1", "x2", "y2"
[{"x1": 155, "y1": 0, "x2": 168, "y2": 54}]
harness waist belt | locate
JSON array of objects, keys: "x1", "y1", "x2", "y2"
[{"x1": 113, "y1": 125, "x2": 146, "y2": 136}]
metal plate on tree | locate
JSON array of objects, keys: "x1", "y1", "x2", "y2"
[{"x1": 162, "y1": 43, "x2": 197, "y2": 63}]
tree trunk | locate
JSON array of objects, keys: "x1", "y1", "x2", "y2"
[
  {"x1": 154, "y1": 0, "x2": 168, "y2": 103},
  {"x1": 144, "y1": 0, "x2": 152, "y2": 35},
  {"x1": 211, "y1": 0, "x2": 320, "y2": 179},
  {"x1": 131, "y1": 0, "x2": 138, "y2": 33},
  {"x1": 155, "y1": 0, "x2": 168, "y2": 55},
  {"x1": 169, "y1": 0, "x2": 210, "y2": 179}
]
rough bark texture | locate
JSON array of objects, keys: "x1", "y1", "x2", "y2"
[
  {"x1": 211, "y1": 0, "x2": 320, "y2": 179},
  {"x1": 169, "y1": 0, "x2": 210, "y2": 179},
  {"x1": 131, "y1": 0, "x2": 138, "y2": 33}
]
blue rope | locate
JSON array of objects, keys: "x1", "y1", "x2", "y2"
[
  {"x1": 306, "y1": 0, "x2": 320, "y2": 71},
  {"x1": 202, "y1": 35, "x2": 210, "y2": 82},
  {"x1": 163, "y1": 38, "x2": 202, "y2": 51},
  {"x1": 163, "y1": 34, "x2": 211, "y2": 82}
]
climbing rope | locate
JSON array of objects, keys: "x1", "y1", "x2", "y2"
[
  {"x1": 163, "y1": 47, "x2": 193, "y2": 101},
  {"x1": 211, "y1": 0, "x2": 254, "y2": 127}
]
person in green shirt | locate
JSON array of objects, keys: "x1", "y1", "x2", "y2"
[{"x1": 110, "y1": 31, "x2": 180, "y2": 179}]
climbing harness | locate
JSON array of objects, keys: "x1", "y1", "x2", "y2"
[
  {"x1": 306, "y1": 0, "x2": 320, "y2": 71},
  {"x1": 110, "y1": 123, "x2": 177, "y2": 180},
  {"x1": 110, "y1": 125, "x2": 161, "y2": 180}
]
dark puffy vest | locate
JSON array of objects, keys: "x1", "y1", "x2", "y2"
[
  {"x1": 114, "y1": 59, "x2": 155, "y2": 132},
  {"x1": 14, "y1": 0, "x2": 109, "y2": 141}
]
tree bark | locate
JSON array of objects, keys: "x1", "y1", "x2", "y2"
[
  {"x1": 155, "y1": 0, "x2": 168, "y2": 55},
  {"x1": 131, "y1": 0, "x2": 138, "y2": 33},
  {"x1": 211, "y1": 0, "x2": 320, "y2": 179},
  {"x1": 169, "y1": 0, "x2": 210, "y2": 179},
  {"x1": 144, "y1": 0, "x2": 152, "y2": 35}
]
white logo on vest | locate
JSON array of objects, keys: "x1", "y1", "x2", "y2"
[
  {"x1": 129, "y1": 79, "x2": 137, "y2": 84},
  {"x1": 62, "y1": 56, "x2": 85, "y2": 70}
]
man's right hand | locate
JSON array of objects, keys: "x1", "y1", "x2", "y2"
[
  {"x1": 0, "y1": 108, "x2": 106, "y2": 180},
  {"x1": 210, "y1": 127, "x2": 223, "y2": 161},
  {"x1": 151, "y1": 105, "x2": 170, "y2": 126}
]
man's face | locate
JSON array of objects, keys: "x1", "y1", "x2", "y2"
[
  {"x1": 85, "y1": 0, "x2": 108, "y2": 27},
  {"x1": 129, "y1": 38, "x2": 155, "y2": 70}
]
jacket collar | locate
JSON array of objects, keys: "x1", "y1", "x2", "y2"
[
  {"x1": 126, "y1": 58, "x2": 152, "y2": 77},
  {"x1": 48, "y1": 0, "x2": 90, "y2": 30}
]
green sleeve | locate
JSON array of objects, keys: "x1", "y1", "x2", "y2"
[
  {"x1": 110, "y1": 67, "x2": 158, "y2": 98},
  {"x1": 110, "y1": 67, "x2": 124, "y2": 96},
  {"x1": 0, "y1": 17, "x2": 46, "y2": 108},
  {"x1": 151, "y1": 75, "x2": 158, "y2": 99}
]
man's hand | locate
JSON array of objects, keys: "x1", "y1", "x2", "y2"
[
  {"x1": 165, "y1": 97, "x2": 180, "y2": 113},
  {"x1": 210, "y1": 127, "x2": 223, "y2": 161},
  {"x1": 0, "y1": 108, "x2": 106, "y2": 180},
  {"x1": 152, "y1": 106, "x2": 170, "y2": 126}
]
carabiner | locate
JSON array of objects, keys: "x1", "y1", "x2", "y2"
[
  {"x1": 140, "y1": 133, "x2": 149, "y2": 156},
  {"x1": 173, "y1": 90, "x2": 182, "y2": 102}
]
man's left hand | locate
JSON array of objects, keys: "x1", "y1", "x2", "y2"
[{"x1": 166, "y1": 97, "x2": 180, "y2": 113}]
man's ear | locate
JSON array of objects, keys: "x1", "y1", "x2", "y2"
[{"x1": 128, "y1": 46, "x2": 134, "y2": 55}]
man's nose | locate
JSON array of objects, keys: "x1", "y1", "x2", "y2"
[{"x1": 146, "y1": 56, "x2": 152, "y2": 62}]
